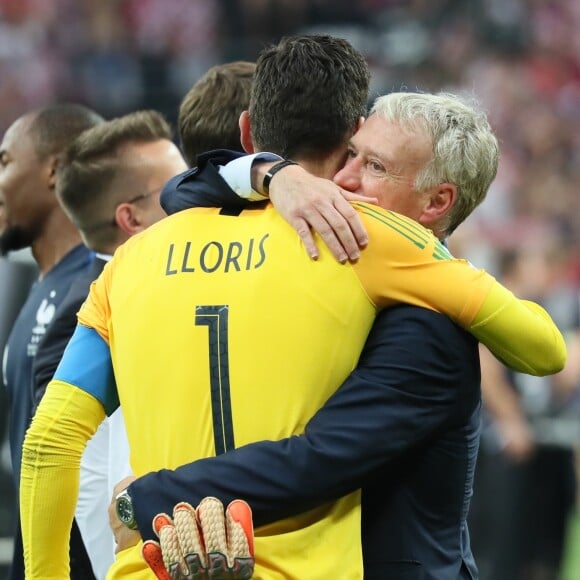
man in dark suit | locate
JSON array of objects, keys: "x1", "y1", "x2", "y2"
[
  {"x1": 31, "y1": 110, "x2": 186, "y2": 578},
  {"x1": 109, "y1": 35, "x2": 492, "y2": 579}
]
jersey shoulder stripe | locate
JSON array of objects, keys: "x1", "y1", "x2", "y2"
[
  {"x1": 433, "y1": 243, "x2": 453, "y2": 261},
  {"x1": 354, "y1": 202, "x2": 453, "y2": 261},
  {"x1": 353, "y1": 202, "x2": 431, "y2": 249}
]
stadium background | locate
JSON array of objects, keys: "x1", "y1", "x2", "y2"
[{"x1": 0, "y1": 0, "x2": 578, "y2": 578}]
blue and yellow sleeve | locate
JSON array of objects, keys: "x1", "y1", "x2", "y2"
[
  {"x1": 54, "y1": 324, "x2": 119, "y2": 414},
  {"x1": 20, "y1": 381, "x2": 106, "y2": 578}
]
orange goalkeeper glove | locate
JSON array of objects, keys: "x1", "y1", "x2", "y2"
[{"x1": 142, "y1": 497, "x2": 254, "y2": 579}]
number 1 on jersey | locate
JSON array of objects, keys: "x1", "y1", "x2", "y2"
[{"x1": 195, "y1": 305, "x2": 235, "y2": 455}]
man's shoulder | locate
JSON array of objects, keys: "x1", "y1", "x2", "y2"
[
  {"x1": 49, "y1": 244, "x2": 92, "y2": 282},
  {"x1": 52, "y1": 265, "x2": 102, "y2": 322},
  {"x1": 355, "y1": 203, "x2": 445, "y2": 256}
]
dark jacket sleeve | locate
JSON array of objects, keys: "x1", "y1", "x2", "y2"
[
  {"x1": 130, "y1": 306, "x2": 480, "y2": 537},
  {"x1": 31, "y1": 259, "x2": 105, "y2": 410},
  {"x1": 31, "y1": 273, "x2": 96, "y2": 410},
  {"x1": 160, "y1": 149, "x2": 251, "y2": 214},
  {"x1": 31, "y1": 297, "x2": 83, "y2": 409}
]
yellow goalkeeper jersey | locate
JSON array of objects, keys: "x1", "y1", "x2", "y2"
[{"x1": 21, "y1": 202, "x2": 566, "y2": 579}]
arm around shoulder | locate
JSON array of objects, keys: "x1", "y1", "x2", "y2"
[{"x1": 128, "y1": 306, "x2": 479, "y2": 536}]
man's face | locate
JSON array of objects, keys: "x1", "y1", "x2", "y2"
[
  {"x1": 0, "y1": 115, "x2": 54, "y2": 254},
  {"x1": 333, "y1": 114, "x2": 433, "y2": 222}
]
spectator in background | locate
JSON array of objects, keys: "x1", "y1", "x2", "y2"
[{"x1": 0, "y1": 103, "x2": 103, "y2": 579}]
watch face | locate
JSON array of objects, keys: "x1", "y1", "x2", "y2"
[{"x1": 117, "y1": 496, "x2": 133, "y2": 524}]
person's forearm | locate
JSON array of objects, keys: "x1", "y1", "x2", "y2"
[
  {"x1": 20, "y1": 381, "x2": 104, "y2": 578},
  {"x1": 471, "y1": 282, "x2": 567, "y2": 376},
  {"x1": 479, "y1": 345, "x2": 523, "y2": 421}
]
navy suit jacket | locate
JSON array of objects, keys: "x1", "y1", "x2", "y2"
[
  {"x1": 131, "y1": 154, "x2": 482, "y2": 579},
  {"x1": 32, "y1": 256, "x2": 107, "y2": 408}
]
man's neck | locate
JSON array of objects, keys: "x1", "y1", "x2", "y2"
[
  {"x1": 32, "y1": 208, "x2": 82, "y2": 275},
  {"x1": 430, "y1": 223, "x2": 446, "y2": 242},
  {"x1": 294, "y1": 150, "x2": 347, "y2": 180}
]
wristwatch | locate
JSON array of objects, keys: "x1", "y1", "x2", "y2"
[{"x1": 115, "y1": 488, "x2": 138, "y2": 530}]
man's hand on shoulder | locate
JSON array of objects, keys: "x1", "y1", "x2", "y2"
[
  {"x1": 142, "y1": 497, "x2": 254, "y2": 579},
  {"x1": 255, "y1": 162, "x2": 376, "y2": 263}
]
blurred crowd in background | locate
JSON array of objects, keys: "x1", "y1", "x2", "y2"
[
  {"x1": 0, "y1": 0, "x2": 579, "y2": 578},
  {"x1": 0, "y1": 0, "x2": 579, "y2": 278}
]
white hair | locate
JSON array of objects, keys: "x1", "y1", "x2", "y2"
[{"x1": 371, "y1": 92, "x2": 499, "y2": 235}]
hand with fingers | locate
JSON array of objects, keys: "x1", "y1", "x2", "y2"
[
  {"x1": 264, "y1": 162, "x2": 377, "y2": 263},
  {"x1": 142, "y1": 497, "x2": 254, "y2": 579}
]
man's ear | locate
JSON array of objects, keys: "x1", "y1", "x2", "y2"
[
  {"x1": 354, "y1": 116, "x2": 365, "y2": 133},
  {"x1": 47, "y1": 155, "x2": 60, "y2": 191},
  {"x1": 114, "y1": 203, "x2": 142, "y2": 237},
  {"x1": 420, "y1": 182, "x2": 457, "y2": 228},
  {"x1": 239, "y1": 110, "x2": 254, "y2": 153}
]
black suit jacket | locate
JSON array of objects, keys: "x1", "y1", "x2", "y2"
[{"x1": 131, "y1": 155, "x2": 482, "y2": 579}]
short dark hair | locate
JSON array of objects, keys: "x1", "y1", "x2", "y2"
[
  {"x1": 249, "y1": 35, "x2": 370, "y2": 160},
  {"x1": 56, "y1": 110, "x2": 172, "y2": 245},
  {"x1": 178, "y1": 61, "x2": 256, "y2": 166},
  {"x1": 29, "y1": 103, "x2": 104, "y2": 159}
]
